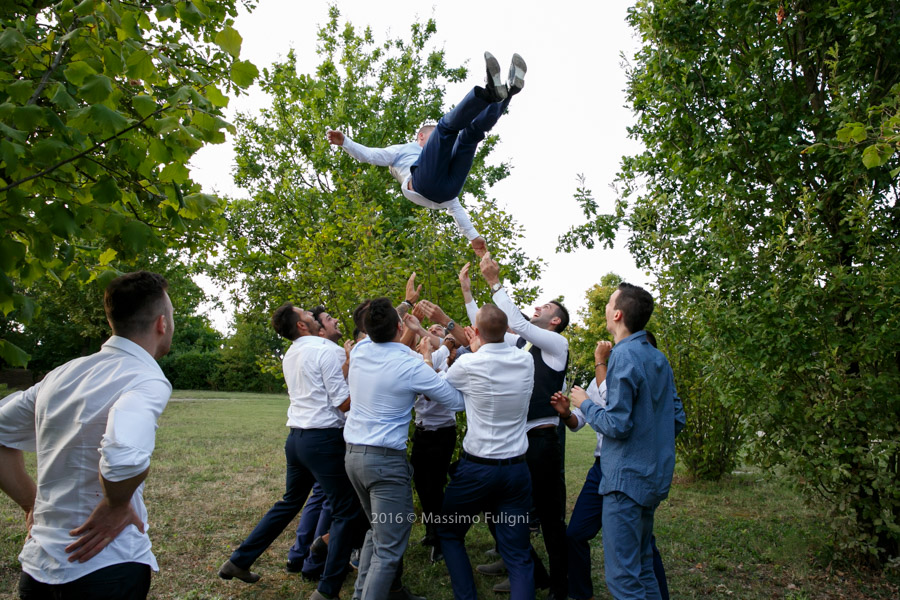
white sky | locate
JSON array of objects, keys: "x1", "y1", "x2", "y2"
[{"x1": 190, "y1": 0, "x2": 651, "y2": 332}]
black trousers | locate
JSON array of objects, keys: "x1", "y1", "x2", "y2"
[
  {"x1": 18, "y1": 563, "x2": 151, "y2": 600},
  {"x1": 410, "y1": 424, "x2": 457, "y2": 542},
  {"x1": 526, "y1": 426, "x2": 568, "y2": 600}
]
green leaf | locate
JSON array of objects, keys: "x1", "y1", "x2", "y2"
[
  {"x1": 64, "y1": 60, "x2": 98, "y2": 86},
  {"x1": 12, "y1": 105, "x2": 44, "y2": 131},
  {"x1": 862, "y1": 143, "x2": 894, "y2": 169},
  {"x1": 0, "y1": 28, "x2": 26, "y2": 54},
  {"x1": 6, "y1": 79, "x2": 33, "y2": 104},
  {"x1": 50, "y1": 82, "x2": 78, "y2": 109},
  {"x1": 0, "y1": 339, "x2": 30, "y2": 367},
  {"x1": 91, "y1": 176, "x2": 121, "y2": 204},
  {"x1": 38, "y1": 203, "x2": 78, "y2": 239},
  {"x1": 120, "y1": 220, "x2": 151, "y2": 253},
  {"x1": 215, "y1": 25, "x2": 242, "y2": 58},
  {"x1": 31, "y1": 138, "x2": 69, "y2": 165},
  {"x1": 13, "y1": 293, "x2": 36, "y2": 323},
  {"x1": 98, "y1": 247, "x2": 118, "y2": 266},
  {"x1": 205, "y1": 85, "x2": 228, "y2": 107},
  {"x1": 89, "y1": 104, "x2": 130, "y2": 132},
  {"x1": 230, "y1": 60, "x2": 258, "y2": 88},
  {"x1": 125, "y1": 49, "x2": 154, "y2": 80},
  {"x1": 156, "y1": 4, "x2": 177, "y2": 20},
  {"x1": 0, "y1": 237, "x2": 26, "y2": 272},
  {"x1": 74, "y1": 0, "x2": 95, "y2": 17},
  {"x1": 79, "y1": 74, "x2": 113, "y2": 103},
  {"x1": 159, "y1": 162, "x2": 190, "y2": 183},
  {"x1": 132, "y1": 94, "x2": 157, "y2": 118}
]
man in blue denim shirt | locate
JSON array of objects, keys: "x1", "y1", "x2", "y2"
[{"x1": 570, "y1": 283, "x2": 685, "y2": 600}]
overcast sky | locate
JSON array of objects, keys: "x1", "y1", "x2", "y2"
[{"x1": 190, "y1": 0, "x2": 650, "y2": 331}]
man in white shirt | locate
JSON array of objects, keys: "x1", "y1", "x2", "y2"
[
  {"x1": 344, "y1": 297, "x2": 465, "y2": 600},
  {"x1": 439, "y1": 304, "x2": 536, "y2": 600},
  {"x1": 0, "y1": 271, "x2": 174, "y2": 600},
  {"x1": 219, "y1": 302, "x2": 363, "y2": 600},
  {"x1": 476, "y1": 254, "x2": 571, "y2": 599},
  {"x1": 326, "y1": 51, "x2": 527, "y2": 255}
]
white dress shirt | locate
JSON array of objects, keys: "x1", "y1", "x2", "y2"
[
  {"x1": 444, "y1": 342, "x2": 535, "y2": 459},
  {"x1": 413, "y1": 345, "x2": 458, "y2": 430},
  {"x1": 339, "y1": 136, "x2": 480, "y2": 240},
  {"x1": 283, "y1": 336, "x2": 350, "y2": 429},
  {"x1": 471, "y1": 293, "x2": 570, "y2": 431},
  {"x1": 571, "y1": 378, "x2": 606, "y2": 458},
  {"x1": 0, "y1": 336, "x2": 171, "y2": 584},
  {"x1": 345, "y1": 341, "x2": 464, "y2": 450}
]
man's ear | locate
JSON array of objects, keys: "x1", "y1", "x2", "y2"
[
  {"x1": 550, "y1": 316, "x2": 561, "y2": 330},
  {"x1": 155, "y1": 314, "x2": 167, "y2": 334}
]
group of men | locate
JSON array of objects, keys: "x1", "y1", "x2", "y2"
[{"x1": 0, "y1": 51, "x2": 684, "y2": 600}]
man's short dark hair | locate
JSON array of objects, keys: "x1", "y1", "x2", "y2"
[
  {"x1": 615, "y1": 283, "x2": 654, "y2": 334},
  {"x1": 364, "y1": 297, "x2": 399, "y2": 343},
  {"x1": 272, "y1": 302, "x2": 301, "y2": 340},
  {"x1": 310, "y1": 305, "x2": 327, "y2": 326},
  {"x1": 549, "y1": 300, "x2": 569, "y2": 333},
  {"x1": 477, "y1": 304, "x2": 508, "y2": 343},
  {"x1": 104, "y1": 271, "x2": 169, "y2": 338},
  {"x1": 352, "y1": 300, "x2": 371, "y2": 335}
]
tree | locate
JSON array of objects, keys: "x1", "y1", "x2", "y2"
[
  {"x1": 561, "y1": 0, "x2": 900, "y2": 560},
  {"x1": 0, "y1": 0, "x2": 258, "y2": 365},
  {"x1": 214, "y1": 8, "x2": 542, "y2": 328}
]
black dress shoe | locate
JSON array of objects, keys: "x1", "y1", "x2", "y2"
[
  {"x1": 481, "y1": 51, "x2": 507, "y2": 102},
  {"x1": 285, "y1": 560, "x2": 303, "y2": 574},
  {"x1": 387, "y1": 586, "x2": 426, "y2": 600},
  {"x1": 310, "y1": 535, "x2": 328, "y2": 557},
  {"x1": 218, "y1": 559, "x2": 260, "y2": 583},
  {"x1": 475, "y1": 558, "x2": 506, "y2": 576},
  {"x1": 507, "y1": 53, "x2": 527, "y2": 96}
]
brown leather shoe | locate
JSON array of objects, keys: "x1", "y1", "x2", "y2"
[{"x1": 218, "y1": 559, "x2": 260, "y2": 583}]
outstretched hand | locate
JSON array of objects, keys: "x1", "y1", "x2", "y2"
[
  {"x1": 479, "y1": 252, "x2": 501, "y2": 286},
  {"x1": 326, "y1": 129, "x2": 345, "y2": 146},
  {"x1": 463, "y1": 326, "x2": 482, "y2": 352},
  {"x1": 66, "y1": 499, "x2": 144, "y2": 563},
  {"x1": 417, "y1": 300, "x2": 449, "y2": 326},
  {"x1": 405, "y1": 272, "x2": 422, "y2": 304},
  {"x1": 594, "y1": 341, "x2": 612, "y2": 365},
  {"x1": 458, "y1": 262, "x2": 471, "y2": 293},
  {"x1": 470, "y1": 237, "x2": 487, "y2": 257},
  {"x1": 550, "y1": 391, "x2": 571, "y2": 417}
]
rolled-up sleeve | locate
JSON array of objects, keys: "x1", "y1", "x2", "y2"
[
  {"x1": 0, "y1": 383, "x2": 40, "y2": 452},
  {"x1": 99, "y1": 378, "x2": 171, "y2": 482}
]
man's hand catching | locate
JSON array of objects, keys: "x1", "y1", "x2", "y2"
[
  {"x1": 66, "y1": 498, "x2": 144, "y2": 563},
  {"x1": 405, "y1": 272, "x2": 422, "y2": 305},
  {"x1": 417, "y1": 300, "x2": 450, "y2": 327},
  {"x1": 550, "y1": 391, "x2": 571, "y2": 417},
  {"x1": 326, "y1": 130, "x2": 345, "y2": 146},
  {"x1": 569, "y1": 386, "x2": 589, "y2": 409},
  {"x1": 470, "y1": 237, "x2": 487, "y2": 257},
  {"x1": 479, "y1": 252, "x2": 501, "y2": 287}
]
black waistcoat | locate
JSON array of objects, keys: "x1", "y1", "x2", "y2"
[{"x1": 516, "y1": 337, "x2": 569, "y2": 421}]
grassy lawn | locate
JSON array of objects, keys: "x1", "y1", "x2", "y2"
[{"x1": 1, "y1": 390, "x2": 897, "y2": 599}]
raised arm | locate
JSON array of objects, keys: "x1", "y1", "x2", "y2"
[
  {"x1": 332, "y1": 133, "x2": 407, "y2": 168},
  {"x1": 479, "y1": 253, "x2": 568, "y2": 363}
]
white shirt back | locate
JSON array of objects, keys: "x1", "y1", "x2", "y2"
[
  {"x1": 0, "y1": 336, "x2": 171, "y2": 584},
  {"x1": 283, "y1": 336, "x2": 350, "y2": 429},
  {"x1": 444, "y1": 342, "x2": 535, "y2": 459}
]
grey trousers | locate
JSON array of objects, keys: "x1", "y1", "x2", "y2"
[{"x1": 345, "y1": 444, "x2": 414, "y2": 600}]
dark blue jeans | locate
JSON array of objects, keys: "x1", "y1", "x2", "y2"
[
  {"x1": 438, "y1": 457, "x2": 534, "y2": 600},
  {"x1": 411, "y1": 87, "x2": 510, "y2": 203},
  {"x1": 229, "y1": 428, "x2": 363, "y2": 597},
  {"x1": 567, "y1": 458, "x2": 669, "y2": 600},
  {"x1": 18, "y1": 562, "x2": 151, "y2": 600},
  {"x1": 287, "y1": 481, "x2": 332, "y2": 576}
]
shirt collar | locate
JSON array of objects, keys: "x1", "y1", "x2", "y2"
[
  {"x1": 619, "y1": 330, "x2": 648, "y2": 346},
  {"x1": 102, "y1": 335, "x2": 162, "y2": 372},
  {"x1": 478, "y1": 342, "x2": 510, "y2": 352}
]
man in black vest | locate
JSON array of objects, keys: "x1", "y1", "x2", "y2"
[{"x1": 478, "y1": 252, "x2": 570, "y2": 600}]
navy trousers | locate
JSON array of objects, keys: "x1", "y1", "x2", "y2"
[
  {"x1": 439, "y1": 457, "x2": 534, "y2": 600},
  {"x1": 567, "y1": 458, "x2": 669, "y2": 600},
  {"x1": 410, "y1": 424, "x2": 457, "y2": 545},
  {"x1": 18, "y1": 563, "x2": 151, "y2": 600},
  {"x1": 229, "y1": 428, "x2": 363, "y2": 598},
  {"x1": 287, "y1": 481, "x2": 332, "y2": 576},
  {"x1": 525, "y1": 426, "x2": 568, "y2": 599},
  {"x1": 411, "y1": 87, "x2": 510, "y2": 203}
]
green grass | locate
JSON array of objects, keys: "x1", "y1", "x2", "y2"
[{"x1": 1, "y1": 391, "x2": 897, "y2": 599}]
